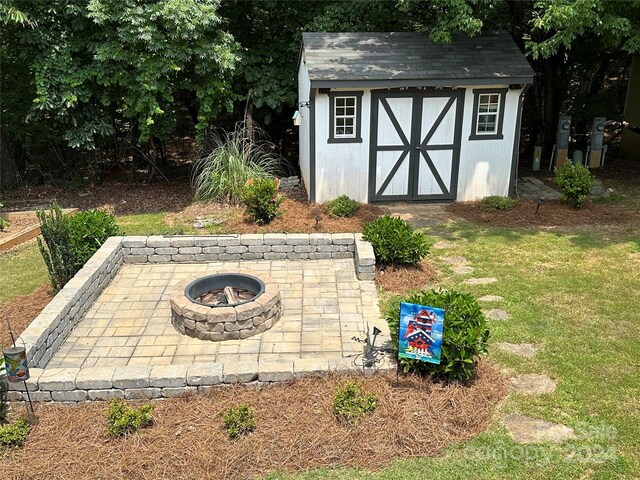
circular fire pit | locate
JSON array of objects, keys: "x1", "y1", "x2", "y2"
[{"x1": 170, "y1": 270, "x2": 281, "y2": 341}]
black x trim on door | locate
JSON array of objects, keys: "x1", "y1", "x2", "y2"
[{"x1": 369, "y1": 89, "x2": 464, "y2": 202}]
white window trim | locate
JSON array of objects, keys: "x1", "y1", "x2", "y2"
[
  {"x1": 475, "y1": 93, "x2": 500, "y2": 135},
  {"x1": 333, "y1": 96, "x2": 357, "y2": 138},
  {"x1": 328, "y1": 91, "x2": 363, "y2": 144}
]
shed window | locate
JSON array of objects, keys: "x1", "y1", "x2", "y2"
[
  {"x1": 469, "y1": 88, "x2": 507, "y2": 140},
  {"x1": 328, "y1": 91, "x2": 363, "y2": 143}
]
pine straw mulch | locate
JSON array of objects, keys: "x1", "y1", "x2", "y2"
[
  {"x1": 221, "y1": 188, "x2": 382, "y2": 234},
  {"x1": 447, "y1": 198, "x2": 636, "y2": 229},
  {"x1": 1, "y1": 182, "x2": 193, "y2": 216},
  {"x1": 1, "y1": 363, "x2": 506, "y2": 480},
  {"x1": 375, "y1": 260, "x2": 440, "y2": 295},
  {"x1": 0, "y1": 285, "x2": 52, "y2": 349}
]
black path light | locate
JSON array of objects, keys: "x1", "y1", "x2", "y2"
[
  {"x1": 535, "y1": 196, "x2": 545, "y2": 215},
  {"x1": 314, "y1": 214, "x2": 322, "y2": 229},
  {"x1": 3, "y1": 318, "x2": 35, "y2": 415}
]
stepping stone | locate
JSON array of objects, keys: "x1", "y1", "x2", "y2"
[
  {"x1": 509, "y1": 373, "x2": 556, "y2": 394},
  {"x1": 452, "y1": 265, "x2": 474, "y2": 275},
  {"x1": 496, "y1": 342, "x2": 537, "y2": 358},
  {"x1": 503, "y1": 413, "x2": 575, "y2": 443},
  {"x1": 463, "y1": 277, "x2": 497, "y2": 285},
  {"x1": 478, "y1": 295, "x2": 504, "y2": 303},
  {"x1": 432, "y1": 240, "x2": 455, "y2": 250},
  {"x1": 483, "y1": 308, "x2": 510, "y2": 320},
  {"x1": 441, "y1": 256, "x2": 469, "y2": 265}
]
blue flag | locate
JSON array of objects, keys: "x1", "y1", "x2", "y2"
[{"x1": 398, "y1": 302, "x2": 444, "y2": 364}]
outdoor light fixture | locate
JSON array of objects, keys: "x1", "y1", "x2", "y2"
[
  {"x1": 314, "y1": 214, "x2": 322, "y2": 229},
  {"x1": 536, "y1": 197, "x2": 545, "y2": 214},
  {"x1": 297, "y1": 101, "x2": 310, "y2": 108}
]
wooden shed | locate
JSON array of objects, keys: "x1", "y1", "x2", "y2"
[{"x1": 296, "y1": 31, "x2": 534, "y2": 203}]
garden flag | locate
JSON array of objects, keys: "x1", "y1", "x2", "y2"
[{"x1": 398, "y1": 302, "x2": 444, "y2": 365}]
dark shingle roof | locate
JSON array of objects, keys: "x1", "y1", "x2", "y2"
[{"x1": 302, "y1": 31, "x2": 534, "y2": 87}]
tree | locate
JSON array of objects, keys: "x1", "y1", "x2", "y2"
[
  {"x1": 1, "y1": 0, "x2": 238, "y2": 166},
  {"x1": 402, "y1": 0, "x2": 640, "y2": 154}
]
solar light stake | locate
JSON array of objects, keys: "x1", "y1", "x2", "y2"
[
  {"x1": 314, "y1": 214, "x2": 322, "y2": 229},
  {"x1": 535, "y1": 197, "x2": 545, "y2": 215}
]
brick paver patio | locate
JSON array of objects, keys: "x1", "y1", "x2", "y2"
[{"x1": 47, "y1": 259, "x2": 384, "y2": 369}]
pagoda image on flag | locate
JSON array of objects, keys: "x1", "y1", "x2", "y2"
[{"x1": 398, "y1": 302, "x2": 444, "y2": 364}]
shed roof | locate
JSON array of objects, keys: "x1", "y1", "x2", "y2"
[{"x1": 301, "y1": 31, "x2": 534, "y2": 88}]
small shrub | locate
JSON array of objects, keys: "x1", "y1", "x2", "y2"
[
  {"x1": 192, "y1": 121, "x2": 285, "y2": 203},
  {"x1": 480, "y1": 195, "x2": 517, "y2": 211},
  {"x1": 324, "y1": 195, "x2": 360, "y2": 218},
  {"x1": 0, "y1": 378, "x2": 8, "y2": 424},
  {"x1": 37, "y1": 203, "x2": 120, "y2": 292},
  {"x1": 241, "y1": 177, "x2": 283, "y2": 225},
  {"x1": 332, "y1": 381, "x2": 377, "y2": 424},
  {"x1": 222, "y1": 404, "x2": 256, "y2": 439},
  {"x1": 0, "y1": 202, "x2": 9, "y2": 231},
  {"x1": 106, "y1": 399, "x2": 154, "y2": 437},
  {"x1": 0, "y1": 418, "x2": 31, "y2": 448},
  {"x1": 383, "y1": 289, "x2": 489, "y2": 382},
  {"x1": 555, "y1": 162, "x2": 596, "y2": 208},
  {"x1": 362, "y1": 215, "x2": 431, "y2": 265}
]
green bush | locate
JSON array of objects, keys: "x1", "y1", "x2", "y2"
[
  {"x1": 480, "y1": 195, "x2": 517, "y2": 211},
  {"x1": 362, "y1": 215, "x2": 431, "y2": 265},
  {"x1": 383, "y1": 289, "x2": 490, "y2": 382},
  {"x1": 37, "y1": 203, "x2": 120, "y2": 292},
  {"x1": 0, "y1": 377, "x2": 8, "y2": 425},
  {"x1": 324, "y1": 195, "x2": 360, "y2": 218},
  {"x1": 0, "y1": 418, "x2": 31, "y2": 448},
  {"x1": 554, "y1": 162, "x2": 596, "y2": 208},
  {"x1": 0, "y1": 203, "x2": 9, "y2": 231},
  {"x1": 106, "y1": 399, "x2": 154, "y2": 437},
  {"x1": 241, "y1": 177, "x2": 283, "y2": 225},
  {"x1": 332, "y1": 380, "x2": 377, "y2": 424},
  {"x1": 222, "y1": 404, "x2": 256, "y2": 439},
  {"x1": 192, "y1": 121, "x2": 285, "y2": 203}
]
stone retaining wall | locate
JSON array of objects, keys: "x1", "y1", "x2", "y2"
[
  {"x1": 18, "y1": 237, "x2": 124, "y2": 369},
  {"x1": 121, "y1": 233, "x2": 357, "y2": 263}
]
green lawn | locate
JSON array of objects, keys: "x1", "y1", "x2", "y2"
[
  {"x1": 267, "y1": 222, "x2": 640, "y2": 479},
  {"x1": 0, "y1": 241, "x2": 48, "y2": 306}
]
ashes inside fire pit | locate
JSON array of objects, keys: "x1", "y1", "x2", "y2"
[{"x1": 171, "y1": 271, "x2": 281, "y2": 342}]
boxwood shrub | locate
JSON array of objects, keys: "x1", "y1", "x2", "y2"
[
  {"x1": 383, "y1": 289, "x2": 490, "y2": 382},
  {"x1": 554, "y1": 162, "x2": 596, "y2": 208},
  {"x1": 324, "y1": 195, "x2": 360, "y2": 218},
  {"x1": 362, "y1": 215, "x2": 431, "y2": 265}
]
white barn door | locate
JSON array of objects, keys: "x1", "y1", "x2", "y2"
[{"x1": 369, "y1": 90, "x2": 464, "y2": 202}]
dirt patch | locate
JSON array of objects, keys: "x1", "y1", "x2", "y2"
[
  {"x1": 0, "y1": 217, "x2": 39, "y2": 238},
  {"x1": 448, "y1": 199, "x2": 635, "y2": 229},
  {"x1": 1, "y1": 363, "x2": 506, "y2": 480},
  {"x1": 0, "y1": 285, "x2": 52, "y2": 349},
  {"x1": 375, "y1": 261, "x2": 440, "y2": 295}
]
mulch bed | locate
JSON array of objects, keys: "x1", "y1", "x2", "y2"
[
  {"x1": 375, "y1": 261, "x2": 440, "y2": 295},
  {"x1": 447, "y1": 198, "x2": 635, "y2": 228},
  {"x1": 0, "y1": 285, "x2": 52, "y2": 349},
  {"x1": 1, "y1": 363, "x2": 506, "y2": 480},
  {"x1": 1, "y1": 182, "x2": 193, "y2": 216},
  {"x1": 0, "y1": 217, "x2": 39, "y2": 238}
]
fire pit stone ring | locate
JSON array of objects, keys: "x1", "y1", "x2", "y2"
[{"x1": 170, "y1": 269, "x2": 281, "y2": 341}]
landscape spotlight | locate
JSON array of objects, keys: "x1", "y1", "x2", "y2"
[
  {"x1": 536, "y1": 197, "x2": 545, "y2": 214},
  {"x1": 314, "y1": 214, "x2": 322, "y2": 229}
]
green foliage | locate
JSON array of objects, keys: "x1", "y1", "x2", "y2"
[
  {"x1": 383, "y1": 289, "x2": 490, "y2": 382},
  {"x1": 324, "y1": 195, "x2": 360, "y2": 218},
  {"x1": 222, "y1": 404, "x2": 256, "y2": 440},
  {"x1": 106, "y1": 399, "x2": 154, "y2": 437},
  {"x1": 554, "y1": 162, "x2": 596, "y2": 209},
  {"x1": 0, "y1": 378, "x2": 8, "y2": 424},
  {"x1": 480, "y1": 196, "x2": 517, "y2": 212},
  {"x1": 192, "y1": 122, "x2": 285, "y2": 203},
  {"x1": 0, "y1": 203, "x2": 8, "y2": 230},
  {"x1": 69, "y1": 209, "x2": 121, "y2": 265},
  {"x1": 362, "y1": 215, "x2": 431, "y2": 265},
  {"x1": 37, "y1": 203, "x2": 120, "y2": 292},
  {"x1": 0, "y1": 418, "x2": 31, "y2": 448},
  {"x1": 332, "y1": 380, "x2": 377, "y2": 424},
  {"x1": 241, "y1": 178, "x2": 283, "y2": 225}
]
